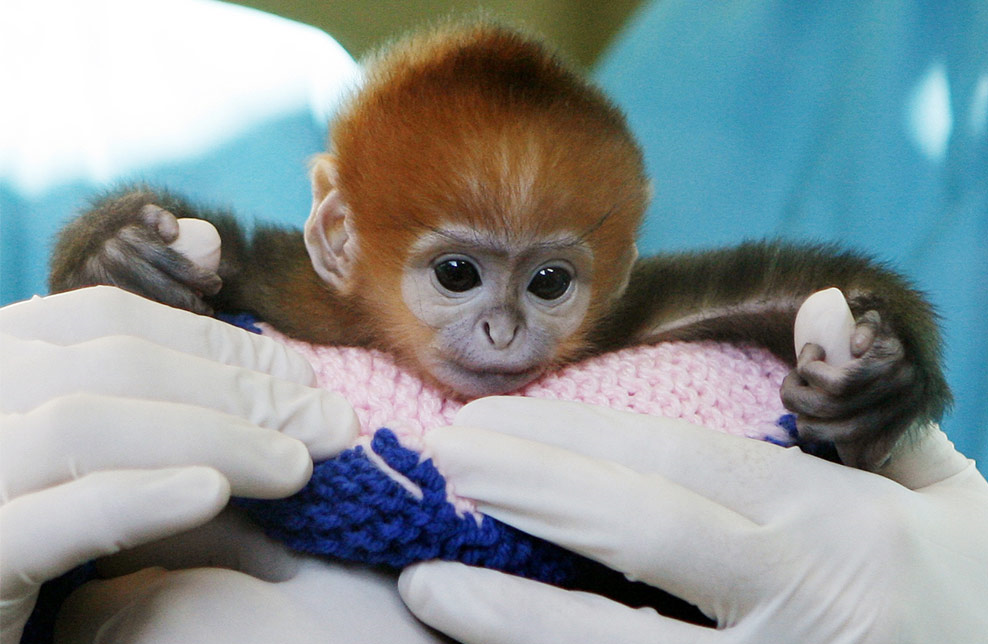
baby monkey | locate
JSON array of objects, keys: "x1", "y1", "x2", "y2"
[{"x1": 50, "y1": 22, "x2": 950, "y2": 471}]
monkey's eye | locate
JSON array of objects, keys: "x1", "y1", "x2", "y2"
[
  {"x1": 434, "y1": 259, "x2": 481, "y2": 292},
  {"x1": 528, "y1": 266, "x2": 572, "y2": 300}
]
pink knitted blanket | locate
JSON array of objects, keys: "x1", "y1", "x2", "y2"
[
  {"x1": 236, "y1": 327, "x2": 796, "y2": 599},
  {"x1": 261, "y1": 325, "x2": 794, "y2": 448}
]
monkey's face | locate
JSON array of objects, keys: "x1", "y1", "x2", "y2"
[
  {"x1": 399, "y1": 225, "x2": 595, "y2": 397},
  {"x1": 319, "y1": 22, "x2": 651, "y2": 397}
]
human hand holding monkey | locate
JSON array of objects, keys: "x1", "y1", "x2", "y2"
[
  {"x1": 395, "y1": 396, "x2": 988, "y2": 644},
  {"x1": 48, "y1": 21, "x2": 950, "y2": 473},
  {"x1": 0, "y1": 287, "x2": 360, "y2": 643}
]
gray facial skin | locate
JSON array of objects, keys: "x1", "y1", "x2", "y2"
[{"x1": 401, "y1": 226, "x2": 593, "y2": 397}]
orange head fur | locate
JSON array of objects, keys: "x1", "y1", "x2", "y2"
[{"x1": 327, "y1": 21, "x2": 650, "y2": 379}]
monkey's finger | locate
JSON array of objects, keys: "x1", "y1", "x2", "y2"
[
  {"x1": 795, "y1": 406, "x2": 889, "y2": 444},
  {"x1": 131, "y1": 241, "x2": 222, "y2": 297},
  {"x1": 793, "y1": 342, "x2": 867, "y2": 395},
  {"x1": 111, "y1": 262, "x2": 217, "y2": 316},
  {"x1": 779, "y1": 369, "x2": 829, "y2": 414},
  {"x1": 399, "y1": 561, "x2": 719, "y2": 644},
  {"x1": 793, "y1": 355, "x2": 856, "y2": 396},
  {"x1": 140, "y1": 203, "x2": 181, "y2": 244},
  {"x1": 0, "y1": 287, "x2": 311, "y2": 384},
  {"x1": 851, "y1": 310, "x2": 881, "y2": 357},
  {"x1": 792, "y1": 338, "x2": 909, "y2": 400},
  {"x1": 791, "y1": 342, "x2": 915, "y2": 419},
  {"x1": 780, "y1": 379, "x2": 851, "y2": 418},
  {"x1": 795, "y1": 341, "x2": 825, "y2": 366},
  {"x1": 797, "y1": 407, "x2": 910, "y2": 470},
  {"x1": 114, "y1": 226, "x2": 222, "y2": 296},
  {"x1": 835, "y1": 433, "x2": 904, "y2": 472},
  {"x1": 0, "y1": 335, "x2": 358, "y2": 461},
  {"x1": 784, "y1": 351, "x2": 915, "y2": 420},
  {"x1": 0, "y1": 467, "x2": 228, "y2": 603},
  {"x1": 0, "y1": 394, "x2": 319, "y2": 501}
]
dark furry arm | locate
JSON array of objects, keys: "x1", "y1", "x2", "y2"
[
  {"x1": 49, "y1": 186, "x2": 370, "y2": 346},
  {"x1": 591, "y1": 240, "x2": 951, "y2": 469}
]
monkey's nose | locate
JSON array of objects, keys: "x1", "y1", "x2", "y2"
[{"x1": 482, "y1": 320, "x2": 519, "y2": 349}]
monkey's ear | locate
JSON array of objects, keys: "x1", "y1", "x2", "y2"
[
  {"x1": 611, "y1": 242, "x2": 639, "y2": 301},
  {"x1": 304, "y1": 154, "x2": 357, "y2": 292}
]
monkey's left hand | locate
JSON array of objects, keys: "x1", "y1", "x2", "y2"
[{"x1": 781, "y1": 296, "x2": 932, "y2": 471}]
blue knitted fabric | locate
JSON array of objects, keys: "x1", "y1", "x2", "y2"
[
  {"x1": 238, "y1": 416, "x2": 799, "y2": 589},
  {"x1": 237, "y1": 428, "x2": 582, "y2": 585}
]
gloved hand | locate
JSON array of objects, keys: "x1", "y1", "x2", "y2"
[
  {"x1": 400, "y1": 397, "x2": 988, "y2": 643},
  {"x1": 53, "y1": 552, "x2": 447, "y2": 644},
  {"x1": 0, "y1": 286, "x2": 359, "y2": 643}
]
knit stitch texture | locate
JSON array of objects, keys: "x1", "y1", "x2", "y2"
[{"x1": 239, "y1": 325, "x2": 796, "y2": 589}]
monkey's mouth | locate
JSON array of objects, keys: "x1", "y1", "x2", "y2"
[{"x1": 434, "y1": 360, "x2": 543, "y2": 398}]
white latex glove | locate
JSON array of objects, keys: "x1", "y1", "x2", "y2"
[
  {"x1": 0, "y1": 286, "x2": 359, "y2": 643},
  {"x1": 50, "y1": 506, "x2": 448, "y2": 644},
  {"x1": 53, "y1": 557, "x2": 445, "y2": 644},
  {"x1": 399, "y1": 397, "x2": 988, "y2": 644}
]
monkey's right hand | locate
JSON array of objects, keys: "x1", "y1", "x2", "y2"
[
  {"x1": 0, "y1": 287, "x2": 359, "y2": 644},
  {"x1": 49, "y1": 190, "x2": 223, "y2": 315}
]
